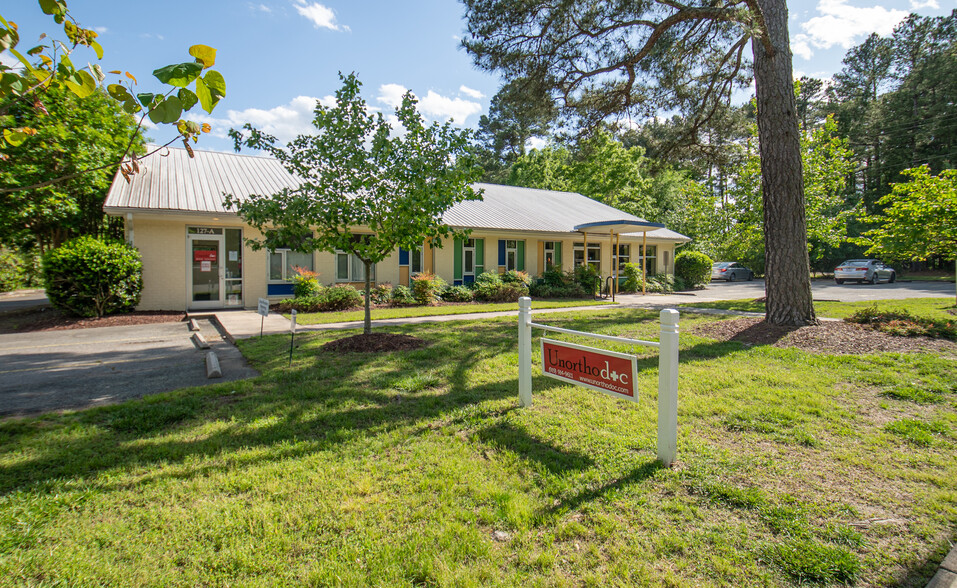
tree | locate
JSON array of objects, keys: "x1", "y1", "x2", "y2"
[
  {"x1": 463, "y1": 0, "x2": 819, "y2": 325},
  {"x1": 0, "y1": 84, "x2": 144, "y2": 251},
  {"x1": 859, "y1": 166, "x2": 957, "y2": 302},
  {"x1": 1, "y1": 0, "x2": 226, "y2": 190},
  {"x1": 227, "y1": 73, "x2": 484, "y2": 335}
]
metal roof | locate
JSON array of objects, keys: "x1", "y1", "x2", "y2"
[{"x1": 105, "y1": 147, "x2": 690, "y2": 242}]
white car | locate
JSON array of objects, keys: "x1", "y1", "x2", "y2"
[{"x1": 834, "y1": 259, "x2": 896, "y2": 284}]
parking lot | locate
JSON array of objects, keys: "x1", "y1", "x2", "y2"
[
  {"x1": 0, "y1": 319, "x2": 258, "y2": 417},
  {"x1": 702, "y1": 277, "x2": 954, "y2": 302}
]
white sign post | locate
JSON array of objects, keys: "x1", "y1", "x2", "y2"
[
  {"x1": 288, "y1": 309, "x2": 297, "y2": 366},
  {"x1": 517, "y1": 297, "x2": 679, "y2": 467},
  {"x1": 257, "y1": 297, "x2": 269, "y2": 339}
]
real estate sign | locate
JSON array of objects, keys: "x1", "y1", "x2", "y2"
[{"x1": 540, "y1": 338, "x2": 638, "y2": 402}]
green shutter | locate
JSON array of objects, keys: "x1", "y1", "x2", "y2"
[
  {"x1": 475, "y1": 238, "x2": 484, "y2": 275},
  {"x1": 554, "y1": 242, "x2": 562, "y2": 269},
  {"x1": 517, "y1": 240, "x2": 525, "y2": 272},
  {"x1": 454, "y1": 238, "x2": 463, "y2": 281}
]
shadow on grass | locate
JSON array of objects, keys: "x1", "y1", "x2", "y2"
[
  {"x1": 476, "y1": 421, "x2": 594, "y2": 475},
  {"x1": 547, "y1": 458, "x2": 664, "y2": 516},
  {"x1": 889, "y1": 530, "x2": 957, "y2": 588}
]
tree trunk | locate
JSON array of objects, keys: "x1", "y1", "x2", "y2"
[
  {"x1": 752, "y1": 0, "x2": 818, "y2": 326},
  {"x1": 363, "y1": 259, "x2": 372, "y2": 335}
]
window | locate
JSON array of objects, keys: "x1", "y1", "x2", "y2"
[
  {"x1": 268, "y1": 249, "x2": 313, "y2": 282},
  {"x1": 574, "y1": 242, "x2": 601, "y2": 273},
  {"x1": 410, "y1": 246, "x2": 424, "y2": 274},
  {"x1": 616, "y1": 244, "x2": 630, "y2": 272},
  {"x1": 639, "y1": 245, "x2": 657, "y2": 275},
  {"x1": 463, "y1": 238, "x2": 475, "y2": 276},
  {"x1": 336, "y1": 251, "x2": 376, "y2": 282},
  {"x1": 505, "y1": 239, "x2": 518, "y2": 271},
  {"x1": 544, "y1": 241, "x2": 560, "y2": 269}
]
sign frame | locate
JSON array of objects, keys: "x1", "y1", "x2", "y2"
[{"x1": 540, "y1": 338, "x2": 639, "y2": 402}]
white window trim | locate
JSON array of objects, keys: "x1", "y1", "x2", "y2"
[
  {"x1": 574, "y1": 242, "x2": 602, "y2": 272},
  {"x1": 336, "y1": 250, "x2": 376, "y2": 283},
  {"x1": 268, "y1": 249, "x2": 314, "y2": 283},
  {"x1": 505, "y1": 239, "x2": 518, "y2": 272}
]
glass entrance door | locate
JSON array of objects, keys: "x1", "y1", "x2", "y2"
[{"x1": 189, "y1": 235, "x2": 224, "y2": 309}]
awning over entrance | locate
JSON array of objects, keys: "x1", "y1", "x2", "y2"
[{"x1": 573, "y1": 219, "x2": 665, "y2": 234}]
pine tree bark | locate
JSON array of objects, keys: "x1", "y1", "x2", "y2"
[{"x1": 752, "y1": 0, "x2": 818, "y2": 326}]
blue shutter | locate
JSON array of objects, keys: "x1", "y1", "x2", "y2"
[
  {"x1": 399, "y1": 247, "x2": 409, "y2": 266},
  {"x1": 498, "y1": 240, "x2": 506, "y2": 266}
]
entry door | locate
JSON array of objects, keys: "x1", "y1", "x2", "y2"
[{"x1": 188, "y1": 234, "x2": 224, "y2": 309}]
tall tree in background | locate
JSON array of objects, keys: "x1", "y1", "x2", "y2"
[
  {"x1": 0, "y1": 85, "x2": 143, "y2": 251},
  {"x1": 463, "y1": 0, "x2": 818, "y2": 325}
]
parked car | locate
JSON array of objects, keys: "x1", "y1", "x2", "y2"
[
  {"x1": 711, "y1": 262, "x2": 754, "y2": 282},
  {"x1": 834, "y1": 259, "x2": 896, "y2": 284}
]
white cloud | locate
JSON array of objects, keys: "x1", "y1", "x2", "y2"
[
  {"x1": 910, "y1": 0, "x2": 939, "y2": 8},
  {"x1": 93, "y1": 26, "x2": 108, "y2": 34},
  {"x1": 140, "y1": 33, "x2": 165, "y2": 41},
  {"x1": 459, "y1": 85, "x2": 484, "y2": 99},
  {"x1": 251, "y1": 3, "x2": 272, "y2": 12},
  {"x1": 376, "y1": 83, "x2": 408, "y2": 108},
  {"x1": 0, "y1": 52, "x2": 19, "y2": 70},
  {"x1": 418, "y1": 91, "x2": 482, "y2": 123},
  {"x1": 196, "y1": 95, "x2": 335, "y2": 145},
  {"x1": 796, "y1": 0, "x2": 907, "y2": 58},
  {"x1": 293, "y1": 0, "x2": 349, "y2": 32},
  {"x1": 526, "y1": 137, "x2": 548, "y2": 151}
]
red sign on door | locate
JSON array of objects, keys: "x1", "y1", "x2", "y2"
[
  {"x1": 194, "y1": 250, "x2": 217, "y2": 262},
  {"x1": 541, "y1": 338, "x2": 638, "y2": 402}
]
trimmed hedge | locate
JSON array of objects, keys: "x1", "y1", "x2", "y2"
[
  {"x1": 278, "y1": 284, "x2": 362, "y2": 312},
  {"x1": 42, "y1": 236, "x2": 143, "y2": 317},
  {"x1": 675, "y1": 250, "x2": 712, "y2": 289}
]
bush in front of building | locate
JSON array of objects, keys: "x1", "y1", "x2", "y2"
[
  {"x1": 291, "y1": 266, "x2": 323, "y2": 298},
  {"x1": 473, "y1": 271, "x2": 529, "y2": 302},
  {"x1": 502, "y1": 270, "x2": 531, "y2": 286},
  {"x1": 441, "y1": 285, "x2": 474, "y2": 302},
  {"x1": 529, "y1": 268, "x2": 587, "y2": 298},
  {"x1": 411, "y1": 272, "x2": 447, "y2": 305},
  {"x1": 621, "y1": 262, "x2": 643, "y2": 292},
  {"x1": 278, "y1": 284, "x2": 363, "y2": 313},
  {"x1": 574, "y1": 264, "x2": 600, "y2": 296},
  {"x1": 674, "y1": 250, "x2": 713, "y2": 289},
  {"x1": 390, "y1": 285, "x2": 416, "y2": 307},
  {"x1": 368, "y1": 283, "x2": 393, "y2": 305},
  {"x1": 42, "y1": 236, "x2": 143, "y2": 317}
]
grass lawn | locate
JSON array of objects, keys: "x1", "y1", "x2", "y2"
[
  {"x1": 1, "y1": 308, "x2": 955, "y2": 586},
  {"x1": 682, "y1": 296, "x2": 957, "y2": 321},
  {"x1": 289, "y1": 298, "x2": 614, "y2": 325}
]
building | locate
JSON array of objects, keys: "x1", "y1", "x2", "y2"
[{"x1": 104, "y1": 147, "x2": 690, "y2": 311}]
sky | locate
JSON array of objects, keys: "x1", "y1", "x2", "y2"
[{"x1": 3, "y1": 0, "x2": 952, "y2": 153}]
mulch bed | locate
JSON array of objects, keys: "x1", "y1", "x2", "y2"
[
  {"x1": 0, "y1": 308, "x2": 186, "y2": 333},
  {"x1": 692, "y1": 317, "x2": 957, "y2": 354},
  {"x1": 321, "y1": 333, "x2": 428, "y2": 353}
]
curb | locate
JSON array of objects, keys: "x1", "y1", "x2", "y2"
[{"x1": 927, "y1": 544, "x2": 957, "y2": 588}]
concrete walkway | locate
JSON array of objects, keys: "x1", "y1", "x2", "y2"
[{"x1": 928, "y1": 545, "x2": 957, "y2": 587}]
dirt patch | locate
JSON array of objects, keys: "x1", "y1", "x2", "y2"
[
  {"x1": 692, "y1": 317, "x2": 957, "y2": 354},
  {"x1": 0, "y1": 307, "x2": 185, "y2": 333},
  {"x1": 321, "y1": 333, "x2": 428, "y2": 353}
]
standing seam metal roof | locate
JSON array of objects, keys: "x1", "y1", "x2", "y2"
[{"x1": 104, "y1": 146, "x2": 690, "y2": 242}]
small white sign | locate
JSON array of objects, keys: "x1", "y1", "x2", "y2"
[
  {"x1": 257, "y1": 297, "x2": 270, "y2": 317},
  {"x1": 200, "y1": 260, "x2": 211, "y2": 272},
  {"x1": 229, "y1": 251, "x2": 238, "y2": 261},
  {"x1": 290, "y1": 309, "x2": 297, "y2": 333}
]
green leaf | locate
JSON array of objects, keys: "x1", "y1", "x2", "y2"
[
  {"x1": 152, "y1": 62, "x2": 203, "y2": 88},
  {"x1": 38, "y1": 0, "x2": 66, "y2": 16},
  {"x1": 148, "y1": 95, "x2": 183, "y2": 125},
  {"x1": 136, "y1": 92, "x2": 156, "y2": 107},
  {"x1": 3, "y1": 128, "x2": 28, "y2": 147},
  {"x1": 108, "y1": 84, "x2": 141, "y2": 114},
  {"x1": 188, "y1": 44, "x2": 216, "y2": 68},
  {"x1": 195, "y1": 70, "x2": 225, "y2": 113},
  {"x1": 91, "y1": 40, "x2": 104, "y2": 60},
  {"x1": 177, "y1": 88, "x2": 198, "y2": 111},
  {"x1": 64, "y1": 69, "x2": 96, "y2": 98},
  {"x1": 27, "y1": 45, "x2": 44, "y2": 56}
]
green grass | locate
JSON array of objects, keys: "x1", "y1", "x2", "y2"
[
  {"x1": 1, "y1": 309, "x2": 956, "y2": 586},
  {"x1": 682, "y1": 296, "x2": 957, "y2": 321},
  {"x1": 289, "y1": 298, "x2": 614, "y2": 325}
]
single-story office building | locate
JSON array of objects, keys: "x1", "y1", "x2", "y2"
[{"x1": 104, "y1": 147, "x2": 690, "y2": 311}]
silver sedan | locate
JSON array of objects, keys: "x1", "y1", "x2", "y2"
[
  {"x1": 834, "y1": 259, "x2": 896, "y2": 284},
  {"x1": 711, "y1": 262, "x2": 754, "y2": 282}
]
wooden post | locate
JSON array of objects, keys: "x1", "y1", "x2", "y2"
[{"x1": 642, "y1": 231, "x2": 647, "y2": 295}]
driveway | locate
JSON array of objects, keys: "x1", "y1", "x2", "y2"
[
  {"x1": 0, "y1": 319, "x2": 258, "y2": 417},
  {"x1": 701, "y1": 278, "x2": 954, "y2": 302}
]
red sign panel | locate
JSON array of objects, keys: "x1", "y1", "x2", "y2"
[
  {"x1": 541, "y1": 338, "x2": 638, "y2": 402},
  {"x1": 193, "y1": 249, "x2": 217, "y2": 262}
]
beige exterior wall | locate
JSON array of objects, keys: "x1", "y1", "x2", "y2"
[{"x1": 123, "y1": 213, "x2": 682, "y2": 310}]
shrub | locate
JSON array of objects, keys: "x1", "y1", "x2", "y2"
[
  {"x1": 278, "y1": 284, "x2": 362, "y2": 313},
  {"x1": 846, "y1": 306, "x2": 956, "y2": 340},
  {"x1": 530, "y1": 268, "x2": 588, "y2": 298},
  {"x1": 474, "y1": 271, "x2": 528, "y2": 302},
  {"x1": 0, "y1": 247, "x2": 25, "y2": 292},
  {"x1": 390, "y1": 284, "x2": 416, "y2": 307},
  {"x1": 646, "y1": 273, "x2": 675, "y2": 293},
  {"x1": 675, "y1": 250, "x2": 712, "y2": 289},
  {"x1": 540, "y1": 267, "x2": 567, "y2": 288},
  {"x1": 621, "y1": 262, "x2": 642, "y2": 292},
  {"x1": 574, "y1": 264, "x2": 600, "y2": 295},
  {"x1": 369, "y1": 283, "x2": 393, "y2": 305},
  {"x1": 502, "y1": 270, "x2": 531, "y2": 286},
  {"x1": 411, "y1": 272, "x2": 447, "y2": 305},
  {"x1": 42, "y1": 237, "x2": 143, "y2": 317},
  {"x1": 291, "y1": 266, "x2": 322, "y2": 298},
  {"x1": 441, "y1": 285, "x2": 474, "y2": 302}
]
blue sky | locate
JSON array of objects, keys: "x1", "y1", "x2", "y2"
[{"x1": 3, "y1": 0, "x2": 952, "y2": 153}]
